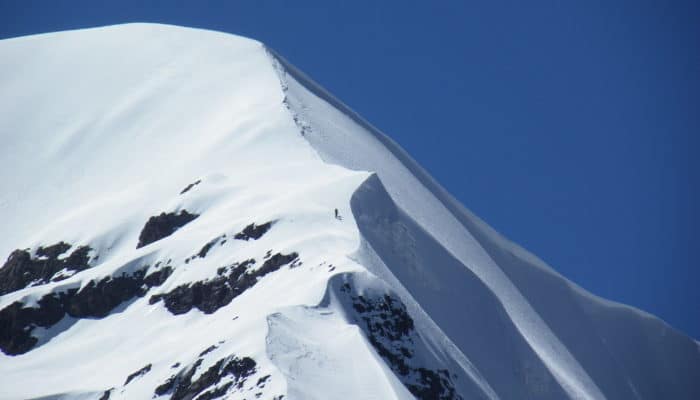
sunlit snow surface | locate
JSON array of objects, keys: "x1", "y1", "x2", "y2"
[{"x1": 0, "y1": 24, "x2": 698, "y2": 400}]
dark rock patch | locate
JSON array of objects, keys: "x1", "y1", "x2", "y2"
[
  {"x1": 155, "y1": 376, "x2": 175, "y2": 395},
  {"x1": 199, "y1": 344, "x2": 218, "y2": 357},
  {"x1": 36, "y1": 242, "x2": 72, "y2": 259},
  {"x1": 0, "y1": 242, "x2": 93, "y2": 296},
  {"x1": 155, "y1": 356, "x2": 256, "y2": 400},
  {"x1": 0, "y1": 265, "x2": 172, "y2": 356},
  {"x1": 341, "y1": 282, "x2": 460, "y2": 400},
  {"x1": 155, "y1": 359, "x2": 202, "y2": 397},
  {"x1": 408, "y1": 368, "x2": 459, "y2": 400},
  {"x1": 256, "y1": 375, "x2": 271, "y2": 387},
  {"x1": 99, "y1": 388, "x2": 113, "y2": 400},
  {"x1": 180, "y1": 179, "x2": 202, "y2": 195},
  {"x1": 195, "y1": 382, "x2": 233, "y2": 400},
  {"x1": 125, "y1": 363, "x2": 152, "y2": 385},
  {"x1": 66, "y1": 270, "x2": 149, "y2": 318},
  {"x1": 0, "y1": 293, "x2": 70, "y2": 355},
  {"x1": 151, "y1": 252, "x2": 298, "y2": 316},
  {"x1": 289, "y1": 258, "x2": 302, "y2": 269},
  {"x1": 197, "y1": 235, "x2": 225, "y2": 259},
  {"x1": 234, "y1": 222, "x2": 272, "y2": 241},
  {"x1": 149, "y1": 276, "x2": 229, "y2": 315},
  {"x1": 137, "y1": 210, "x2": 199, "y2": 249},
  {"x1": 143, "y1": 266, "x2": 174, "y2": 289},
  {"x1": 198, "y1": 240, "x2": 217, "y2": 259},
  {"x1": 258, "y1": 252, "x2": 298, "y2": 276}
]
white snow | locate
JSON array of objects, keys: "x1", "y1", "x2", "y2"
[{"x1": 0, "y1": 23, "x2": 698, "y2": 400}]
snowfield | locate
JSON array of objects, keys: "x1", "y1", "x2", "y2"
[{"x1": 0, "y1": 23, "x2": 698, "y2": 400}]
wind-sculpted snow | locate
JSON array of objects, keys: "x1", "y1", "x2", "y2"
[
  {"x1": 272, "y1": 48, "x2": 700, "y2": 399},
  {"x1": 0, "y1": 23, "x2": 698, "y2": 400},
  {"x1": 350, "y1": 174, "x2": 568, "y2": 398}
]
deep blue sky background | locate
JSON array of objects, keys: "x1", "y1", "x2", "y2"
[{"x1": 1, "y1": 1, "x2": 698, "y2": 338}]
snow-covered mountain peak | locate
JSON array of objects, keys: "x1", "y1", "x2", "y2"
[{"x1": 0, "y1": 23, "x2": 698, "y2": 400}]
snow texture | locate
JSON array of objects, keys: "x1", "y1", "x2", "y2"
[{"x1": 0, "y1": 23, "x2": 698, "y2": 400}]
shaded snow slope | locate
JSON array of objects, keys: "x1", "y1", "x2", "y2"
[
  {"x1": 271, "y1": 49, "x2": 700, "y2": 399},
  {"x1": 0, "y1": 23, "x2": 697, "y2": 400}
]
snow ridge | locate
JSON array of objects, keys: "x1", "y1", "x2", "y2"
[
  {"x1": 0, "y1": 23, "x2": 698, "y2": 400},
  {"x1": 267, "y1": 45, "x2": 700, "y2": 399}
]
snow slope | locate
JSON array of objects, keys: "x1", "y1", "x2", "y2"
[{"x1": 0, "y1": 23, "x2": 698, "y2": 400}]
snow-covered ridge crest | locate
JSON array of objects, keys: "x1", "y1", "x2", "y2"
[
  {"x1": 267, "y1": 44, "x2": 700, "y2": 399},
  {"x1": 0, "y1": 23, "x2": 698, "y2": 400}
]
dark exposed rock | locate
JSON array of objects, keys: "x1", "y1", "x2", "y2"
[
  {"x1": 195, "y1": 381, "x2": 233, "y2": 400},
  {"x1": 137, "y1": 210, "x2": 199, "y2": 248},
  {"x1": 407, "y1": 368, "x2": 459, "y2": 400},
  {"x1": 0, "y1": 265, "x2": 172, "y2": 356},
  {"x1": 156, "y1": 359, "x2": 202, "y2": 397},
  {"x1": 197, "y1": 237, "x2": 221, "y2": 259},
  {"x1": 66, "y1": 270, "x2": 148, "y2": 318},
  {"x1": 180, "y1": 179, "x2": 202, "y2": 195},
  {"x1": 0, "y1": 293, "x2": 70, "y2": 355},
  {"x1": 155, "y1": 356, "x2": 256, "y2": 400},
  {"x1": 233, "y1": 222, "x2": 272, "y2": 241},
  {"x1": 151, "y1": 252, "x2": 298, "y2": 316},
  {"x1": 150, "y1": 277, "x2": 228, "y2": 315},
  {"x1": 143, "y1": 266, "x2": 174, "y2": 289},
  {"x1": 188, "y1": 233, "x2": 230, "y2": 263},
  {"x1": 256, "y1": 375, "x2": 271, "y2": 387},
  {"x1": 36, "y1": 242, "x2": 72, "y2": 259},
  {"x1": 199, "y1": 345, "x2": 218, "y2": 357},
  {"x1": 351, "y1": 293, "x2": 415, "y2": 376},
  {"x1": 155, "y1": 377, "x2": 175, "y2": 396},
  {"x1": 258, "y1": 252, "x2": 298, "y2": 275},
  {"x1": 0, "y1": 242, "x2": 93, "y2": 295},
  {"x1": 341, "y1": 282, "x2": 460, "y2": 400},
  {"x1": 99, "y1": 389, "x2": 113, "y2": 400},
  {"x1": 62, "y1": 246, "x2": 92, "y2": 271},
  {"x1": 178, "y1": 360, "x2": 227, "y2": 398},
  {"x1": 125, "y1": 363, "x2": 152, "y2": 385}
]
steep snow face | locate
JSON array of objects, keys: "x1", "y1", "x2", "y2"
[
  {"x1": 0, "y1": 23, "x2": 698, "y2": 400},
  {"x1": 272, "y1": 50, "x2": 700, "y2": 399}
]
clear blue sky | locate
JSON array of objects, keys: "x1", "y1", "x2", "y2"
[{"x1": 2, "y1": 1, "x2": 698, "y2": 338}]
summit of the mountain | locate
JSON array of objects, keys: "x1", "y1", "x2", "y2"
[{"x1": 0, "y1": 23, "x2": 698, "y2": 400}]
